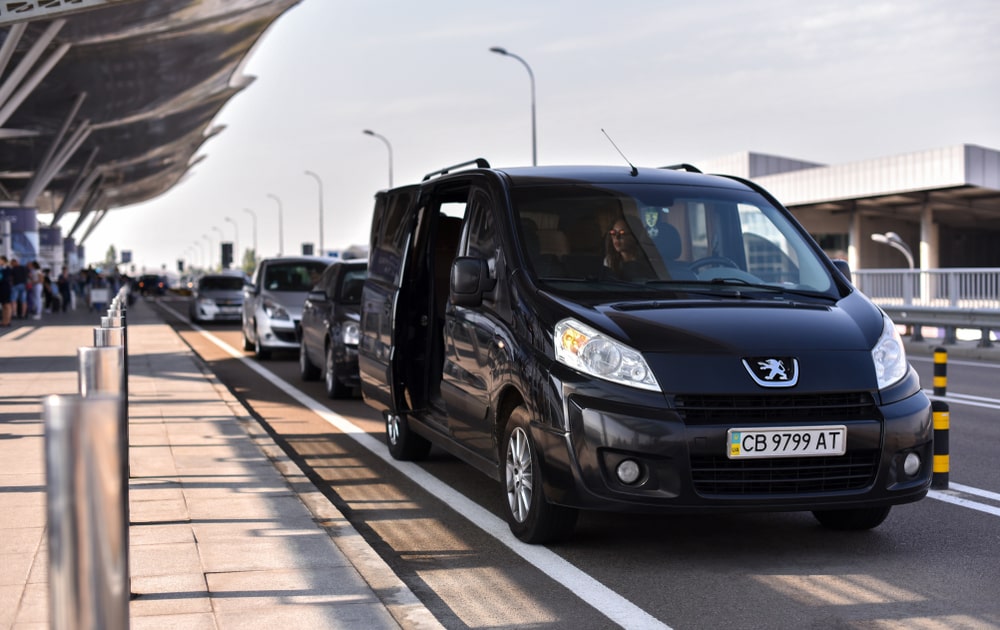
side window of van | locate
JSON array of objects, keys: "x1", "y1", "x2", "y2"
[
  {"x1": 369, "y1": 189, "x2": 415, "y2": 285},
  {"x1": 463, "y1": 189, "x2": 497, "y2": 281}
]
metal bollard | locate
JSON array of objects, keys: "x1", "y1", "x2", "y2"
[
  {"x1": 931, "y1": 399, "x2": 950, "y2": 490},
  {"x1": 44, "y1": 394, "x2": 129, "y2": 630},
  {"x1": 933, "y1": 347, "x2": 947, "y2": 397}
]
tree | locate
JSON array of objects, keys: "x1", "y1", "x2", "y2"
[
  {"x1": 104, "y1": 245, "x2": 117, "y2": 270},
  {"x1": 241, "y1": 248, "x2": 256, "y2": 274}
]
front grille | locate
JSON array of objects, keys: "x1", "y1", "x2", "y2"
[
  {"x1": 675, "y1": 392, "x2": 880, "y2": 425},
  {"x1": 690, "y1": 451, "x2": 878, "y2": 495},
  {"x1": 274, "y1": 329, "x2": 298, "y2": 343}
]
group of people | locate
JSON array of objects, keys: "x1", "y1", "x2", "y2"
[{"x1": 0, "y1": 256, "x2": 77, "y2": 327}]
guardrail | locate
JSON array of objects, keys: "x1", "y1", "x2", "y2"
[{"x1": 853, "y1": 268, "x2": 1000, "y2": 346}]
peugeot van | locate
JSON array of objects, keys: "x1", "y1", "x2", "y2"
[{"x1": 358, "y1": 159, "x2": 932, "y2": 544}]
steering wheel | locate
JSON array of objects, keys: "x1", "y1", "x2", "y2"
[{"x1": 690, "y1": 256, "x2": 740, "y2": 271}]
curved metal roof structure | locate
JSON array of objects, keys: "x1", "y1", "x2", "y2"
[{"x1": 0, "y1": 0, "x2": 298, "y2": 240}]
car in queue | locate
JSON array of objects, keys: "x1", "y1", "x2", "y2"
[
  {"x1": 358, "y1": 158, "x2": 933, "y2": 544},
  {"x1": 298, "y1": 259, "x2": 368, "y2": 398},
  {"x1": 241, "y1": 255, "x2": 330, "y2": 359},
  {"x1": 189, "y1": 271, "x2": 248, "y2": 323}
]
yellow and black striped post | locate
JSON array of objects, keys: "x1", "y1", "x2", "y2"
[
  {"x1": 931, "y1": 399, "x2": 949, "y2": 490},
  {"x1": 933, "y1": 347, "x2": 947, "y2": 396}
]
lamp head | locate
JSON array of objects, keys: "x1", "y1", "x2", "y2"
[{"x1": 489, "y1": 46, "x2": 508, "y2": 55}]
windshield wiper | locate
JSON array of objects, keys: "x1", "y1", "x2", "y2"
[{"x1": 644, "y1": 278, "x2": 836, "y2": 301}]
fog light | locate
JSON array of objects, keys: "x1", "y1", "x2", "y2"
[
  {"x1": 616, "y1": 459, "x2": 642, "y2": 485},
  {"x1": 903, "y1": 452, "x2": 921, "y2": 476}
]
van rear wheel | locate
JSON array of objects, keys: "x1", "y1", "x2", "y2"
[
  {"x1": 502, "y1": 406, "x2": 578, "y2": 544},
  {"x1": 385, "y1": 412, "x2": 431, "y2": 461},
  {"x1": 812, "y1": 506, "x2": 891, "y2": 530}
]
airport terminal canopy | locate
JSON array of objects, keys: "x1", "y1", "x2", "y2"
[{"x1": 0, "y1": 0, "x2": 298, "y2": 233}]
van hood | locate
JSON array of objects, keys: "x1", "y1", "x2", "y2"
[
  {"x1": 590, "y1": 295, "x2": 881, "y2": 355},
  {"x1": 557, "y1": 292, "x2": 886, "y2": 393}
]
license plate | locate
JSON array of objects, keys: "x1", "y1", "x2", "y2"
[{"x1": 727, "y1": 425, "x2": 846, "y2": 459}]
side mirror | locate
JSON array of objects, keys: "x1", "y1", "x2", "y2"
[
  {"x1": 832, "y1": 259, "x2": 852, "y2": 284},
  {"x1": 451, "y1": 257, "x2": 489, "y2": 307}
]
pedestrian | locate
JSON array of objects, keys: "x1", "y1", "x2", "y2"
[
  {"x1": 9, "y1": 258, "x2": 27, "y2": 319},
  {"x1": 57, "y1": 266, "x2": 72, "y2": 312},
  {"x1": 42, "y1": 268, "x2": 61, "y2": 313},
  {"x1": 28, "y1": 261, "x2": 44, "y2": 320},
  {"x1": 0, "y1": 256, "x2": 12, "y2": 327}
]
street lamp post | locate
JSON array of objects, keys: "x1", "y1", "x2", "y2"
[
  {"x1": 304, "y1": 170, "x2": 324, "y2": 255},
  {"x1": 193, "y1": 240, "x2": 205, "y2": 269},
  {"x1": 224, "y1": 217, "x2": 240, "y2": 268},
  {"x1": 202, "y1": 234, "x2": 214, "y2": 270},
  {"x1": 870, "y1": 231, "x2": 914, "y2": 269},
  {"x1": 362, "y1": 129, "x2": 393, "y2": 188},
  {"x1": 211, "y1": 225, "x2": 225, "y2": 267},
  {"x1": 267, "y1": 193, "x2": 284, "y2": 255},
  {"x1": 489, "y1": 46, "x2": 537, "y2": 166},
  {"x1": 243, "y1": 208, "x2": 258, "y2": 265}
]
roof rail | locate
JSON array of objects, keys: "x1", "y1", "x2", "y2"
[
  {"x1": 422, "y1": 158, "x2": 491, "y2": 181},
  {"x1": 659, "y1": 163, "x2": 703, "y2": 173}
]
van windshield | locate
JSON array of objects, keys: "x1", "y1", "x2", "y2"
[{"x1": 511, "y1": 182, "x2": 840, "y2": 300}]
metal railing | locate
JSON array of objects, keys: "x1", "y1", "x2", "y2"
[{"x1": 852, "y1": 268, "x2": 1000, "y2": 345}]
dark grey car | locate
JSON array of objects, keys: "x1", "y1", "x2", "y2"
[{"x1": 299, "y1": 260, "x2": 367, "y2": 398}]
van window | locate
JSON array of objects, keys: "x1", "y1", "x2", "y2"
[
  {"x1": 510, "y1": 183, "x2": 837, "y2": 298},
  {"x1": 369, "y1": 189, "x2": 415, "y2": 285}
]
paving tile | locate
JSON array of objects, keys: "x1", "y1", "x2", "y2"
[
  {"x1": 197, "y1": 535, "x2": 350, "y2": 573},
  {"x1": 129, "y1": 541, "x2": 202, "y2": 578},
  {"x1": 205, "y1": 567, "x2": 376, "y2": 611},
  {"x1": 130, "y1": 573, "x2": 211, "y2": 616}
]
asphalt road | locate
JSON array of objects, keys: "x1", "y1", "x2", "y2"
[{"x1": 152, "y1": 296, "x2": 1000, "y2": 630}]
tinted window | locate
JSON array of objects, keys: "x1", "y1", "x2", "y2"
[
  {"x1": 262, "y1": 262, "x2": 329, "y2": 291},
  {"x1": 198, "y1": 276, "x2": 244, "y2": 291},
  {"x1": 338, "y1": 269, "x2": 367, "y2": 303},
  {"x1": 369, "y1": 188, "x2": 417, "y2": 285}
]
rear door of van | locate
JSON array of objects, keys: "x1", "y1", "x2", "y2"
[{"x1": 358, "y1": 186, "x2": 419, "y2": 413}]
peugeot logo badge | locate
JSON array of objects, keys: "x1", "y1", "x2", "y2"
[{"x1": 742, "y1": 357, "x2": 799, "y2": 388}]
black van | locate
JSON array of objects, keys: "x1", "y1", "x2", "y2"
[{"x1": 358, "y1": 159, "x2": 932, "y2": 543}]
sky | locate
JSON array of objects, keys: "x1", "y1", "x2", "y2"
[{"x1": 74, "y1": 0, "x2": 1000, "y2": 274}]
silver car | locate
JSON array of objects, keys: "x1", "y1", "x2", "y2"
[
  {"x1": 189, "y1": 272, "x2": 247, "y2": 323},
  {"x1": 241, "y1": 256, "x2": 331, "y2": 359}
]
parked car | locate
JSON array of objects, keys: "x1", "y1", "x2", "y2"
[
  {"x1": 241, "y1": 256, "x2": 330, "y2": 359},
  {"x1": 298, "y1": 260, "x2": 368, "y2": 398},
  {"x1": 189, "y1": 272, "x2": 247, "y2": 323},
  {"x1": 358, "y1": 159, "x2": 933, "y2": 544}
]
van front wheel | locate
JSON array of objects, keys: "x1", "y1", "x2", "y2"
[
  {"x1": 502, "y1": 406, "x2": 578, "y2": 544},
  {"x1": 812, "y1": 506, "x2": 891, "y2": 530},
  {"x1": 385, "y1": 413, "x2": 430, "y2": 461}
]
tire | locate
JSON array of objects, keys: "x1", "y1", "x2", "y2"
[
  {"x1": 812, "y1": 506, "x2": 891, "y2": 531},
  {"x1": 242, "y1": 323, "x2": 254, "y2": 351},
  {"x1": 385, "y1": 412, "x2": 431, "y2": 461},
  {"x1": 502, "y1": 406, "x2": 578, "y2": 544},
  {"x1": 324, "y1": 341, "x2": 351, "y2": 399},
  {"x1": 299, "y1": 341, "x2": 320, "y2": 381},
  {"x1": 253, "y1": 321, "x2": 271, "y2": 360}
]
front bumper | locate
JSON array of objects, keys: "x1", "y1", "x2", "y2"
[{"x1": 532, "y1": 369, "x2": 933, "y2": 514}]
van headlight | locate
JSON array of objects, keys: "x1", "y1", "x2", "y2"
[
  {"x1": 554, "y1": 318, "x2": 660, "y2": 392},
  {"x1": 872, "y1": 313, "x2": 907, "y2": 389}
]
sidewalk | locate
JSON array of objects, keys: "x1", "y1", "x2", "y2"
[{"x1": 0, "y1": 299, "x2": 441, "y2": 629}]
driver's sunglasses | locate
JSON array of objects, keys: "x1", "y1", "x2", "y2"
[{"x1": 609, "y1": 229, "x2": 629, "y2": 238}]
